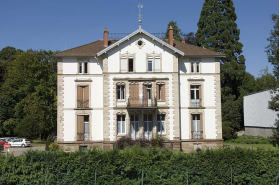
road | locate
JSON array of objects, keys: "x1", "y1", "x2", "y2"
[{"x1": 1, "y1": 146, "x2": 45, "y2": 156}]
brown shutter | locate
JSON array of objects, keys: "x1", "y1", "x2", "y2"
[
  {"x1": 77, "y1": 86, "x2": 83, "y2": 108},
  {"x1": 156, "y1": 84, "x2": 159, "y2": 99},
  {"x1": 161, "y1": 84, "x2": 165, "y2": 101},
  {"x1": 200, "y1": 114, "x2": 203, "y2": 139},
  {"x1": 199, "y1": 85, "x2": 202, "y2": 107},
  {"x1": 130, "y1": 84, "x2": 139, "y2": 106},
  {"x1": 84, "y1": 86, "x2": 89, "y2": 108},
  {"x1": 143, "y1": 85, "x2": 147, "y2": 106},
  {"x1": 77, "y1": 115, "x2": 84, "y2": 141}
]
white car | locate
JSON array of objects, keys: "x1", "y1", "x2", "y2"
[{"x1": 9, "y1": 138, "x2": 31, "y2": 147}]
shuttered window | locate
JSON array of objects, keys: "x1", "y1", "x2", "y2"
[
  {"x1": 77, "y1": 86, "x2": 89, "y2": 108},
  {"x1": 156, "y1": 84, "x2": 165, "y2": 101},
  {"x1": 121, "y1": 58, "x2": 127, "y2": 72},
  {"x1": 77, "y1": 115, "x2": 84, "y2": 141},
  {"x1": 129, "y1": 84, "x2": 139, "y2": 106}
]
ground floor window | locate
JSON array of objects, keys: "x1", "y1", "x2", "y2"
[
  {"x1": 157, "y1": 114, "x2": 165, "y2": 134},
  {"x1": 117, "y1": 115, "x2": 126, "y2": 134},
  {"x1": 77, "y1": 115, "x2": 89, "y2": 141},
  {"x1": 144, "y1": 114, "x2": 153, "y2": 140},
  {"x1": 130, "y1": 114, "x2": 139, "y2": 140},
  {"x1": 192, "y1": 114, "x2": 202, "y2": 139}
]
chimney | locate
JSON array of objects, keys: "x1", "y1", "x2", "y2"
[
  {"x1": 182, "y1": 39, "x2": 185, "y2": 43},
  {"x1": 168, "y1": 25, "x2": 173, "y2": 46},
  {"x1": 104, "y1": 28, "x2": 109, "y2": 47}
]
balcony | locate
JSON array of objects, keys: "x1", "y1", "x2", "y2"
[
  {"x1": 77, "y1": 100, "x2": 89, "y2": 108},
  {"x1": 190, "y1": 99, "x2": 202, "y2": 107},
  {"x1": 127, "y1": 97, "x2": 157, "y2": 108},
  {"x1": 77, "y1": 133, "x2": 89, "y2": 141},
  {"x1": 191, "y1": 131, "x2": 203, "y2": 139}
]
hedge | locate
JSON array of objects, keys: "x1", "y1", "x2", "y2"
[{"x1": 0, "y1": 146, "x2": 279, "y2": 184}]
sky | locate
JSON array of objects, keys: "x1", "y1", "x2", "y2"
[{"x1": 0, "y1": 0, "x2": 278, "y2": 77}]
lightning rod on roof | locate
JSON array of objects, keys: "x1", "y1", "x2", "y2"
[{"x1": 138, "y1": 3, "x2": 143, "y2": 29}]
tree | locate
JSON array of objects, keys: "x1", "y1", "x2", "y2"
[
  {"x1": 266, "y1": 14, "x2": 279, "y2": 146},
  {"x1": 196, "y1": 0, "x2": 246, "y2": 139},
  {"x1": 255, "y1": 67, "x2": 277, "y2": 91}
]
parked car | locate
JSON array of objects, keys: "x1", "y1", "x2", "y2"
[
  {"x1": 8, "y1": 138, "x2": 31, "y2": 147},
  {"x1": 0, "y1": 137, "x2": 12, "y2": 142}
]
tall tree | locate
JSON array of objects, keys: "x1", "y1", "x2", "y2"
[
  {"x1": 266, "y1": 14, "x2": 279, "y2": 147},
  {"x1": 196, "y1": 0, "x2": 246, "y2": 139},
  {"x1": 255, "y1": 67, "x2": 277, "y2": 91}
]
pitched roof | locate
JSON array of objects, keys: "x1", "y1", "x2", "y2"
[{"x1": 54, "y1": 29, "x2": 225, "y2": 57}]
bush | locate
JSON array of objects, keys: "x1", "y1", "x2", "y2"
[
  {"x1": 227, "y1": 135, "x2": 271, "y2": 144},
  {"x1": 45, "y1": 135, "x2": 53, "y2": 151},
  {"x1": 49, "y1": 143, "x2": 60, "y2": 151},
  {"x1": 115, "y1": 135, "x2": 166, "y2": 149}
]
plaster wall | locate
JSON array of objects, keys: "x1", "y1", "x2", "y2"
[{"x1": 63, "y1": 110, "x2": 76, "y2": 141}]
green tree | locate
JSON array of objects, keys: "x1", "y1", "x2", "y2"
[
  {"x1": 0, "y1": 50, "x2": 57, "y2": 138},
  {"x1": 255, "y1": 67, "x2": 277, "y2": 91},
  {"x1": 165, "y1": 21, "x2": 182, "y2": 41},
  {"x1": 196, "y1": 0, "x2": 246, "y2": 139},
  {"x1": 266, "y1": 14, "x2": 279, "y2": 146}
]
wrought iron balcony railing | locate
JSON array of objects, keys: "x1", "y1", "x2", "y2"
[
  {"x1": 127, "y1": 97, "x2": 157, "y2": 108},
  {"x1": 77, "y1": 100, "x2": 89, "y2": 108},
  {"x1": 191, "y1": 131, "x2": 203, "y2": 139},
  {"x1": 190, "y1": 99, "x2": 202, "y2": 107},
  {"x1": 77, "y1": 133, "x2": 89, "y2": 141}
]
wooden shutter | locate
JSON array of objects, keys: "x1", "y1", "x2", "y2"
[
  {"x1": 199, "y1": 85, "x2": 202, "y2": 107},
  {"x1": 161, "y1": 85, "x2": 165, "y2": 101},
  {"x1": 77, "y1": 86, "x2": 83, "y2": 101},
  {"x1": 156, "y1": 84, "x2": 159, "y2": 99},
  {"x1": 121, "y1": 58, "x2": 127, "y2": 72},
  {"x1": 77, "y1": 115, "x2": 84, "y2": 141},
  {"x1": 84, "y1": 86, "x2": 89, "y2": 108},
  {"x1": 143, "y1": 85, "x2": 147, "y2": 106},
  {"x1": 200, "y1": 114, "x2": 203, "y2": 139},
  {"x1": 130, "y1": 84, "x2": 139, "y2": 106}
]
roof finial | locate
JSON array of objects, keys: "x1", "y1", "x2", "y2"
[{"x1": 138, "y1": 3, "x2": 143, "y2": 29}]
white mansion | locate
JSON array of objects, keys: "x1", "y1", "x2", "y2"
[{"x1": 55, "y1": 26, "x2": 224, "y2": 151}]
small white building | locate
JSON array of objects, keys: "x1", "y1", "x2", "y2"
[
  {"x1": 244, "y1": 90, "x2": 277, "y2": 137},
  {"x1": 55, "y1": 26, "x2": 224, "y2": 151}
]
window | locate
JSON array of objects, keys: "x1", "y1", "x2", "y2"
[
  {"x1": 190, "y1": 61, "x2": 200, "y2": 73},
  {"x1": 77, "y1": 86, "x2": 89, "y2": 108},
  {"x1": 192, "y1": 114, "x2": 202, "y2": 139},
  {"x1": 190, "y1": 85, "x2": 201, "y2": 107},
  {"x1": 78, "y1": 60, "x2": 89, "y2": 74},
  {"x1": 117, "y1": 85, "x2": 125, "y2": 100},
  {"x1": 156, "y1": 84, "x2": 165, "y2": 101},
  {"x1": 130, "y1": 114, "x2": 139, "y2": 140},
  {"x1": 157, "y1": 114, "x2": 165, "y2": 134},
  {"x1": 147, "y1": 57, "x2": 161, "y2": 72},
  {"x1": 117, "y1": 115, "x2": 126, "y2": 134},
  {"x1": 120, "y1": 57, "x2": 134, "y2": 72},
  {"x1": 77, "y1": 115, "x2": 89, "y2": 141},
  {"x1": 148, "y1": 59, "x2": 153, "y2": 72},
  {"x1": 144, "y1": 114, "x2": 152, "y2": 139}
]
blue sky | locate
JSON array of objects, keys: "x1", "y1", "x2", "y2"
[{"x1": 0, "y1": 0, "x2": 278, "y2": 77}]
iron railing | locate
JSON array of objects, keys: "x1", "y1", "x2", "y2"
[
  {"x1": 190, "y1": 99, "x2": 202, "y2": 107},
  {"x1": 77, "y1": 133, "x2": 89, "y2": 141},
  {"x1": 77, "y1": 100, "x2": 89, "y2": 108},
  {"x1": 127, "y1": 97, "x2": 157, "y2": 107},
  {"x1": 191, "y1": 131, "x2": 203, "y2": 139}
]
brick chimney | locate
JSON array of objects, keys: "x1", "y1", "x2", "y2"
[
  {"x1": 104, "y1": 28, "x2": 109, "y2": 47},
  {"x1": 182, "y1": 39, "x2": 185, "y2": 43},
  {"x1": 168, "y1": 25, "x2": 173, "y2": 46}
]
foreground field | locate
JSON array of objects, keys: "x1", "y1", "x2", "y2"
[{"x1": 0, "y1": 146, "x2": 279, "y2": 184}]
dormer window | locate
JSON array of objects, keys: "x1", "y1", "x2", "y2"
[{"x1": 190, "y1": 60, "x2": 200, "y2": 73}]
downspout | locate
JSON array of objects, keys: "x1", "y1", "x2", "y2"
[{"x1": 178, "y1": 54, "x2": 184, "y2": 151}]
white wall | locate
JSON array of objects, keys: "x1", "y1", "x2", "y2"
[
  {"x1": 63, "y1": 58, "x2": 77, "y2": 74},
  {"x1": 62, "y1": 58, "x2": 102, "y2": 74},
  {"x1": 178, "y1": 57, "x2": 216, "y2": 74},
  {"x1": 63, "y1": 110, "x2": 76, "y2": 141},
  {"x1": 89, "y1": 58, "x2": 103, "y2": 74},
  {"x1": 107, "y1": 34, "x2": 174, "y2": 73},
  {"x1": 244, "y1": 90, "x2": 277, "y2": 128},
  {"x1": 201, "y1": 58, "x2": 215, "y2": 73},
  {"x1": 91, "y1": 110, "x2": 103, "y2": 140}
]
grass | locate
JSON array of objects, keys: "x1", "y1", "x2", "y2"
[
  {"x1": 31, "y1": 139, "x2": 45, "y2": 147},
  {"x1": 224, "y1": 141, "x2": 279, "y2": 151}
]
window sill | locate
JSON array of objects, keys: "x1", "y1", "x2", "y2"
[
  {"x1": 157, "y1": 100, "x2": 165, "y2": 102},
  {"x1": 117, "y1": 134, "x2": 126, "y2": 136},
  {"x1": 117, "y1": 100, "x2": 126, "y2": 102}
]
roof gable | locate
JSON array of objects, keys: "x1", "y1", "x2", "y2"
[{"x1": 96, "y1": 28, "x2": 185, "y2": 56}]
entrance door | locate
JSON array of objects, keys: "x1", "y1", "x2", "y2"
[
  {"x1": 144, "y1": 114, "x2": 152, "y2": 139},
  {"x1": 130, "y1": 115, "x2": 139, "y2": 140}
]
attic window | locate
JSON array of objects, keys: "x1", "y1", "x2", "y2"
[{"x1": 136, "y1": 39, "x2": 145, "y2": 49}]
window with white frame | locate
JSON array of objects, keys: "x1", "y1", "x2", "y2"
[
  {"x1": 190, "y1": 61, "x2": 200, "y2": 73},
  {"x1": 147, "y1": 57, "x2": 161, "y2": 72},
  {"x1": 117, "y1": 85, "x2": 125, "y2": 100},
  {"x1": 192, "y1": 114, "x2": 202, "y2": 139},
  {"x1": 190, "y1": 85, "x2": 200, "y2": 107},
  {"x1": 117, "y1": 115, "x2": 126, "y2": 134},
  {"x1": 78, "y1": 60, "x2": 88, "y2": 74},
  {"x1": 157, "y1": 114, "x2": 165, "y2": 134},
  {"x1": 120, "y1": 57, "x2": 134, "y2": 72}
]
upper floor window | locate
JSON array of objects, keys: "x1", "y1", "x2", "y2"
[
  {"x1": 78, "y1": 60, "x2": 88, "y2": 74},
  {"x1": 190, "y1": 61, "x2": 200, "y2": 73},
  {"x1": 190, "y1": 85, "x2": 201, "y2": 107},
  {"x1": 156, "y1": 84, "x2": 165, "y2": 101},
  {"x1": 77, "y1": 86, "x2": 89, "y2": 108},
  {"x1": 147, "y1": 57, "x2": 161, "y2": 72},
  {"x1": 117, "y1": 85, "x2": 125, "y2": 100},
  {"x1": 121, "y1": 57, "x2": 134, "y2": 72}
]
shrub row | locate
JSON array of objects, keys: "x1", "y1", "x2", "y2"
[
  {"x1": 227, "y1": 135, "x2": 272, "y2": 144},
  {"x1": 0, "y1": 146, "x2": 279, "y2": 184}
]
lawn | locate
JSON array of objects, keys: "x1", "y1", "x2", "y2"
[
  {"x1": 224, "y1": 142, "x2": 279, "y2": 150},
  {"x1": 31, "y1": 139, "x2": 45, "y2": 147}
]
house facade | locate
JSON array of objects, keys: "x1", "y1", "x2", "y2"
[{"x1": 55, "y1": 27, "x2": 224, "y2": 151}]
